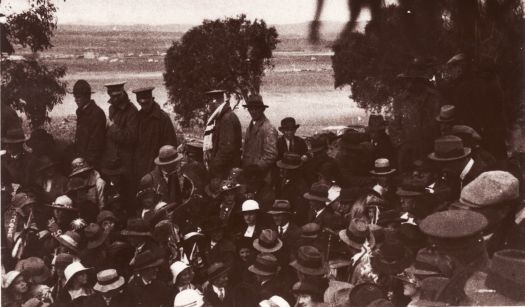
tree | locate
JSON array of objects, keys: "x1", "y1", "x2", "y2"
[
  {"x1": 163, "y1": 14, "x2": 279, "y2": 126},
  {"x1": 1, "y1": 0, "x2": 67, "y2": 128},
  {"x1": 332, "y1": 0, "x2": 524, "y2": 152}
]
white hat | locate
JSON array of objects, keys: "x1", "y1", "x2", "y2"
[
  {"x1": 327, "y1": 185, "x2": 341, "y2": 205},
  {"x1": 259, "y1": 296, "x2": 290, "y2": 307},
  {"x1": 55, "y1": 195, "x2": 73, "y2": 206},
  {"x1": 93, "y1": 269, "x2": 125, "y2": 293},
  {"x1": 2, "y1": 271, "x2": 22, "y2": 288},
  {"x1": 174, "y1": 289, "x2": 204, "y2": 307},
  {"x1": 64, "y1": 262, "x2": 90, "y2": 286},
  {"x1": 242, "y1": 199, "x2": 260, "y2": 212},
  {"x1": 170, "y1": 261, "x2": 190, "y2": 284}
]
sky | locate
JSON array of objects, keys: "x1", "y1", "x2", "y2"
[{"x1": 2, "y1": 0, "x2": 367, "y2": 25}]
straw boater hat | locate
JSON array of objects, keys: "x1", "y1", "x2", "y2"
[
  {"x1": 69, "y1": 157, "x2": 93, "y2": 177},
  {"x1": 290, "y1": 246, "x2": 327, "y2": 276},
  {"x1": 253, "y1": 229, "x2": 283, "y2": 253},
  {"x1": 369, "y1": 158, "x2": 396, "y2": 176},
  {"x1": 2, "y1": 128, "x2": 28, "y2": 144},
  {"x1": 154, "y1": 145, "x2": 183, "y2": 166},
  {"x1": 303, "y1": 182, "x2": 331, "y2": 203},
  {"x1": 248, "y1": 253, "x2": 281, "y2": 276},
  {"x1": 64, "y1": 262, "x2": 91, "y2": 286},
  {"x1": 339, "y1": 218, "x2": 376, "y2": 250},
  {"x1": 56, "y1": 231, "x2": 82, "y2": 254},
  {"x1": 428, "y1": 135, "x2": 471, "y2": 162},
  {"x1": 435, "y1": 105, "x2": 455, "y2": 123},
  {"x1": 47, "y1": 195, "x2": 78, "y2": 212},
  {"x1": 276, "y1": 153, "x2": 303, "y2": 169},
  {"x1": 93, "y1": 269, "x2": 125, "y2": 293}
]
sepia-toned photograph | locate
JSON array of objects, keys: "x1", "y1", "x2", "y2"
[{"x1": 1, "y1": 0, "x2": 524, "y2": 306}]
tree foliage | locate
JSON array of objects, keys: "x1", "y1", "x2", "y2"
[
  {"x1": 163, "y1": 14, "x2": 279, "y2": 126},
  {"x1": 1, "y1": 0, "x2": 66, "y2": 128}
]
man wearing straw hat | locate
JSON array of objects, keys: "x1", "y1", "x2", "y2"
[{"x1": 83, "y1": 269, "x2": 132, "y2": 306}]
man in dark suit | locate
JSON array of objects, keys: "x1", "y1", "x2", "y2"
[
  {"x1": 277, "y1": 117, "x2": 308, "y2": 160},
  {"x1": 127, "y1": 250, "x2": 171, "y2": 307},
  {"x1": 202, "y1": 262, "x2": 258, "y2": 307},
  {"x1": 304, "y1": 183, "x2": 345, "y2": 231},
  {"x1": 202, "y1": 217, "x2": 236, "y2": 267},
  {"x1": 268, "y1": 200, "x2": 301, "y2": 252},
  {"x1": 248, "y1": 253, "x2": 292, "y2": 304},
  {"x1": 276, "y1": 153, "x2": 309, "y2": 224}
]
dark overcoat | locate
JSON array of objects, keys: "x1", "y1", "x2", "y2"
[{"x1": 74, "y1": 100, "x2": 106, "y2": 166}]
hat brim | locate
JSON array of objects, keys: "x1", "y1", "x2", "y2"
[
  {"x1": 290, "y1": 260, "x2": 327, "y2": 276},
  {"x1": 69, "y1": 166, "x2": 93, "y2": 177},
  {"x1": 338, "y1": 230, "x2": 376, "y2": 251},
  {"x1": 65, "y1": 267, "x2": 91, "y2": 286},
  {"x1": 303, "y1": 193, "x2": 330, "y2": 203},
  {"x1": 370, "y1": 169, "x2": 396, "y2": 176},
  {"x1": 120, "y1": 230, "x2": 152, "y2": 237},
  {"x1": 253, "y1": 238, "x2": 283, "y2": 253},
  {"x1": 55, "y1": 236, "x2": 80, "y2": 253},
  {"x1": 46, "y1": 204, "x2": 79, "y2": 211},
  {"x1": 93, "y1": 276, "x2": 125, "y2": 293},
  {"x1": 87, "y1": 231, "x2": 109, "y2": 249},
  {"x1": 278, "y1": 125, "x2": 300, "y2": 132},
  {"x1": 276, "y1": 161, "x2": 301, "y2": 169},
  {"x1": 267, "y1": 210, "x2": 291, "y2": 215},
  {"x1": 427, "y1": 147, "x2": 471, "y2": 162},
  {"x1": 1, "y1": 137, "x2": 28, "y2": 144},
  {"x1": 396, "y1": 188, "x2": 424, "y2": 197},
  {"x1": 248, "y1": 265, "x2": 279, "y2": 276},
  {"x1": 435, "y1": 116, "x2": 454, "y2": 123},
  {"x1": 154, "y1": 155, "x2": 183, "y2": 166}
]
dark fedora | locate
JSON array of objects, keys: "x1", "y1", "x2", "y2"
[
  {"x1": 2, "y1": 128, "x2": 27, "y2": 144},
  {"x1": 372, "y1": 241, "x2": 413, "y2": 275},
  {"x1": 268, "y1": 199, "x2": 292, "y2": 215},
  {"x1": 279, "y1": 117, "x2": 300, "y2": 132},
  {"x1": 303, "y1": 182, "x2": 330, "y2": 203},
  {"x1": 207, "y1": 262, "x2": 230, "y2": 282},
  {"x1": 253, "y1": 229, "x2": 283, "y2": 253},
  {"x1": 301, "y1": 223, "x2": 321, "y2": 239},
  {"x1": 154, "y1": 145, "x2": 183, "y2": 166},
  {"x1": 290, "y1": 245, "x2": 327, "y2": 276},
  {"x1": 71, "y1": 79, "x2": 94, "y2": 95},
  {"x1": 242, "y1": 94, "x2": 268, "y2": 108},
  {"x1": 370, "y1": 158, "x2": 396, "y2": 176},
  {"x1": 130, "y1": 250, "x2": 164, "y2": 272},
  {"x1": 276, "y1": 153, "x2": 302, "y2": 169},
  {"x1": 100, "y1": 158, "x2": 126, "y2": 176},
  {"x1": 121, "y1": 218, "x2": 152, "y2": 237},
  {"x1": 339, "y1": 218, "x2": 375, "y2": 250},
  {"x1": 36, "y1": 155, "x2": 59, "y2": 173},
  {"x1": 84, "y1": 223, "x2": 109, "y2": 249},
  {"x1": 428, "y1": 135, "x2": 471, "y2": 162},
  {"x1": 367, "y1": 114, "x2": 387, "y2": 132},
  {"x1": 436, "y1": 105, "x2": 455, "y2": 123},
  {"x1": 248, "y1": 253, "x2": 281, "y2": 276}
]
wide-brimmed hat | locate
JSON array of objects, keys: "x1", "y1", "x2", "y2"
[
  {"x1": 276, "y1": 153, "x2": 302, "y2": 169},
  {"x1": 339, "y1": 218, "x2": 375, "y2": 250},
  {"x1": 372, "y1": 241, "x2": 413, "y2": 275},
  {"x1": 367, "y1": 114, "x2": 387, "y2": 132},
  {"x1": 121, "y1": 218, "x2": 152, "y2": 237},
  {"x1": 2, "y1": 128, "x2": 27, "y2": 144},
  {"x1": 465, "y1": 249, "x2": 525, "y2": 304},
  {"x1": 207, "y1": 262, "x2": 230, "y2": 281},
  {"x1": 242, "y1": 199, "x2": 260, "y2": 212},
  {"x1": 84, "y1": 223, "x2": 109, "y2": 249},
  {"x1": 370, "y1": 158, "x2": 396, "y2": 176},
  {"x1": 248, "y1": 253, "x2": 281, "y2": 276},
  {"x1": 130, "y1": 250, "x2": 164, "y2": 272},
  {"x1": 349, "y1": 282, "x2": 387, "y2": 307},
  {"x1": 290, "y1": 245, "x2": 327, "y2": 276},
  {"x1": 268, "y1": 199, "x2": 292, "y2": 215},
  {"x1": 406, "y1": 248, "x2": 454, "y2": 278},
  {"x1": 253, "y1": 229, "x2": 283, "y2": 253},
  {"x1": 100, "y1": 158, "x2": 126, "y2": 176},
  {"x1": 436, "y1": 105, "x2": 455, "y2": 123},
  {"x1": 72, "y1": 79, "x2": 94, "y2": 95},
  {"x1": 428, "y1": 135, "x2": 471, "y2": 162},
  {"x1": 170, "y1": 261, "x2": 191, "y2": 284},
  {"x1": 15, "y1": 257, "x2": 51, "y2": 284},
  {"x1": 154, "y1": 145, "x2": 183, "y2": 166},
  {"x1": 64, "y1": 262, "x2": 91, "y2": 286},
  {"x1": 36, "y1": 155, "x2": 59, "y2": 172},
  {"x1": 303, "y1": 182, "x2": 330, "y2": 203},
  {"x1": 93, "y1": 269, "x2": 125, "y2": 293},
  {"x1": 205, "y1": 178, "x2": 222, "y2": 199},
  {"x1": 69, "y1": 157, "x2": 93, "y2": 177},
  {"x1": 279, "y1": 117, "x2": 300, "y2": 132},
  {"x1": 242, "y1": 94, "x2": 268, "y2": 108},
  {"x1": 301, "y1": 223, "x2": 321, "y2": 239},
  {"x1": 2, "y1": 271, "x2": 22, "y2": 289},
  {"x1": 47, "y1": 195, "x2": 78, "y2": 211},
  {"x1": 56, "y1": 231, "x2": 81, "y2": 253},
  {"x1": 12, "y1": 192, "x2": 37, "y2": 210}
]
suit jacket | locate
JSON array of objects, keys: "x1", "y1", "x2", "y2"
[
  {"x1": 82, "y1": 291, "x2": 136, "y2": 307},
  {"x1": 202, "y1": 283, "x2": 258, "y2": 307},
  {"x1": 127, "y1": 277, "x2": 171, "y2": 307},
  {"x1": 209, "y1": 104, "x2": 242, "y2": 178},
  {"x1": 279, "y1": 222, "x2": 301, "y2": 252},
  {"x1": 258, "y1": 277, "x2": 292, "y2": 303},
  {"x1": 277, "y1": 135, "x2": 308, "y2": 160},
  {"x1": 75, "y1": 100, "x2": 106, "y2": 167},
  {"x1": 143, "y1": 166, "x2": 182, "y2": 204},
  {"x1": 461, "y1": 158, "x2": 488, "y2": 188},
  {"x1": 242, "y1": 115, "x2": 278, "y2": 173}
]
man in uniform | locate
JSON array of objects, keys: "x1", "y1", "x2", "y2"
[{"x1": 134, "y1": 87, "x2": 177, "y2": 183}]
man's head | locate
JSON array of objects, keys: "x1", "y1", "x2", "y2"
[
  {"x1": 243, "y1": 95, "x2": 268, "y2": 121},
  {"x1": 105, "y1": 82, "x2": 126, "y2": 105},
  {"x1": 133, "y1": 87, "x2": 155, "y2": 112},
  {"x1": 279, "y1": 117, "x2": 300, "y2": 139},
  {"x1": 154, "y1": 145, "x2": 183, "y2": 174},
  {"x1": 205, "y1": 90, "x2": 225, "y2": 109},
  {"x1": 242, "y1": 200, "x2": 260, "y2": 226},
  {"x1": 73, "y1": 80, "x2": 92, "y2": 109}
]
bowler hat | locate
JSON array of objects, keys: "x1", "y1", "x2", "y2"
[
  {"x1": 15, "y1": 257, "x2": 51, "y2": 284},
  {"x1": 303, "y1": 182, "x2": 330, "y2": 203},
  {"x1": 276, "y1": 153, "x2": 302, "y2": 169},
  {"x1": 370, "y1": 158, "x2": 396, "y2": 176},
  {"x1": 367, "y1": 114, "x2": 387, "y2": 132},
  {"x1": 301, "y1": 223, "x2": 321, "y2": 239},
  {"x1": 339, "y1": 218, "x2": 375, "y2": 250},
  {"x1": 436, "y1": 105, "x2": 455, "y2": 123},
  {"x1": 428, "y1": 135, "x2": 471, "y2": 162},
  {"x1": 2, "y1": 128, "x2": 27, "y2": 143},
  {"x1": 279, "y1": 117, "x2": 300, "y2": 132},
  {"x1": 130, "y1": 250, "x2": 164, "y2": 272},
  {"x1": 84, "y1": 222, "x2": 108, "y2": 249},
  {"x1": 55, "y1": 231, "x2": 82, "y2": 253},
  {"x1": 290, "y1": 246, "x2": 327, "y2": 276},
  {"x1": 268, "y1": 199, "x2": 292, "y2": 215},
  {"x1": 72, "y1": 80, "x2": 94, "y2": 95},
  {"x1": 349, "y1": 283, "x2": 387, "y2": 307},
  {"x1": 47, "y1": 195, "x2": 78, "y2": 211},
  {"x1": 207, "y1": 262, "x2": 230, "y2": 281},
  {"x1": 154, "y1": 145, "x2": 182, "y2": 166},
  {"x1": 253, "y1": 229, "x2": 283, "y2": 253},
  {"x1": 242, "y1": 94, "x2": 268, "y2": 108},
  {"x1": 93, "y1": 269, "x2": 125, "y2": 293},
  {"x1": 121, "y1": 218, "x2": 152, "y2": 237},
  {"x1": 248, "y1": 253, "x2": 280, "y2": 276},
  {"x1": 69, "y1": 157, "x2": 93, "y2": 177},
  {"x1": 100, "y1": 158, "x2": 126, "y2": 176}
]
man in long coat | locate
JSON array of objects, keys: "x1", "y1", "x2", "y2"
[
  {"x1": 133, "y1": 87, "x2": 177, "y2": 182},
  {"x1": 203, "y1": 90, "x2": 242, "y2": 179},
  {"x1": 73, "y1": 80, "x2": 106, "y2": 167}
]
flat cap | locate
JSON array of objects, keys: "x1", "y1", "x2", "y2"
[
  {"x1": 419, "y1": 210, "x2": 487, "y2": 238},
  {"x1": 459, "y1": 171, "x2": 519, "y2": 209}
]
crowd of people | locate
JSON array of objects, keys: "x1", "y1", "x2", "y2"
[{"x1": 1, "y1": 61, "x2": 525, "y2": 307}]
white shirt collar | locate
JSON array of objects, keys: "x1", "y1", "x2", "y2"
[
  {"x1": 212, "y1": 285, "x2": 225, "y2": 298},
  {"x1": 280, "y1": 222, "x2": 290, "y2": 233},
  {"x1": 460, "y1": 158, "x2": 475, "y2": 181},
  {"x1": 244, "y1": 225, "x2": 256, "y2": 237}
]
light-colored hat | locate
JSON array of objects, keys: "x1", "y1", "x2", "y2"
[
  {"x1": 93, "y1": 269, "x2": 125, "y2": 293},
  {"x1": 2, "y1": 271, "x2": 22, "y2": 288},
  {"x1": 154, "y1": 145, "x2": 183, "y2": 166},
  {"x1": 242, "y1": 199, "x2": 260, "y2": 212},
  {"x1": 69, "y1": 157, "x2": 93, "y2": 177},
  {"x1": 64, "y1": 262, "x2": 90, "y2": 286},
  {"x1": 170, "y1": 261, "x2": 190, "y2": 284},
  {"x1": 327, "y1": 185, "x2": 341, "y2": 204},
  {"x1": 174, "y1": 289, "x2": 204, "y2": 307},
  {"x1": 370, "y1": 158, "x2": 396, "y2": 176},
  {"x1": 259, "y1": 295, "x2": 290, "y2": 307},
  {"x1": 458, "y1": 171, "x2": 519, "y2": 209},
  {"x1": 47, "y1": 195, "x2": 77, "y2": 211}
]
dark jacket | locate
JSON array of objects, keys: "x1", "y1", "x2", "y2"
[
  {"x1": 134, "y1": 102, "x2": 177, "y2": 181},
  {"x1": 279, "y1": 222, "x2": 302, "y2": 252},
  {"x1": 75, "y1": 100, "x2": 106, "y2": 166},
  {"x1": 127, "y1": 277, "x2": 171, "y2": 307},
  {"x1": 82, "y1": 291, "x2": 136, "y2": 307},
  {"x1": 242, "y1": 115, "x2": 278, "y2": 173},
  {"x1": 308, "y1": 207, "x2": 345, "y2": 231},
  {"x1": 1, "y1": 151, "x2": 33, "y2": 187},
  {"x1": 203, "y1": 237, "x2": 236, "y2": 267},
  {"x1": 202, "y1": 282, "x2": 258, "y2": 307},
  {"x1": 106, "y1": 95, "x2": 139, "y2": 173},
  {"x1": 277, "y1": 135, "x2": 308, "y2": 160},
  {"x1": 142, "y1": 166, "x2": 183, "y2": 204},
  {"x1": 209, "y1": 105, "x2": 242, "y2": 178},
  {"x1": 276, "y1": 175, "x2": 309, "y2": 225}
]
